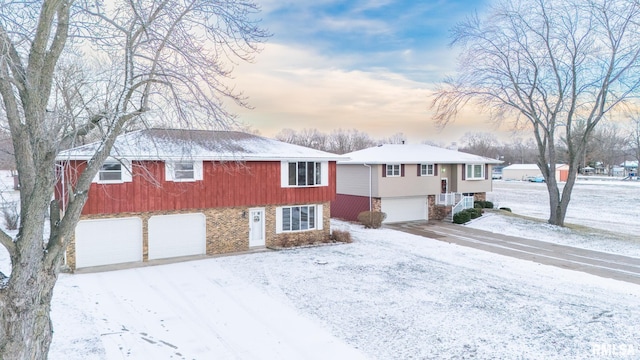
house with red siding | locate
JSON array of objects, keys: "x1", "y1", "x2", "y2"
[
  {"x1": 56, "y1": 129, "x2": 343, "y2": 270},
  {"x1": 331, "y1": 144, "x2": 502, "y2": 223}
]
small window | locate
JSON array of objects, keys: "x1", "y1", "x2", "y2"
[
  {"x1": 280, "y1": 205, "x2": 317, "y2": 232},
  {"x1": 420, "y1": 164, "x2": 434, "y2": 176},
  {"x1": 386, "y1": 164, "x2": 400, "y2": 177},
  {"x1": 174, "y1": 162, "x2": 195, "y2": 180},
  {"x1": 99, "y1": 162, "x2": 122, "y2": 182},
  {"x1": 466, "y1": 164, "x2": 485, "y2": 180}
]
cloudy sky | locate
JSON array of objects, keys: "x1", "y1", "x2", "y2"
[{"x1": 230, "y1": 0, "x2": 509, "y2": 144}]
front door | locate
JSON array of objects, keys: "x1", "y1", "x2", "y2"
[
  {"x1": 441, "y1": 178, "x2": 448, "y2": 194},
  {"x1": 249, "y1": 208, "x2": 265, "y2": 247}
]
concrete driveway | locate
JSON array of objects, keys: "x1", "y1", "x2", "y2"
[{"x1": 386, "y1": 220, "x2": 640, "y2": 285}]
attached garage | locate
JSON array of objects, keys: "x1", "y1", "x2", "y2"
[
  {"x1": 381, "y1": 196, "x2": 428, "y2": 223},
  {"x1": 75, "y1": 217, "x2": 143, "y2": 269},
  {"x1": 148, "y1": 213, "x2": 206, "y2": 260}
]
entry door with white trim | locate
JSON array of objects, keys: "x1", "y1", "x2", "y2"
[{"x1": 249, "y1": 208, "x2": 265, "y2": 247}]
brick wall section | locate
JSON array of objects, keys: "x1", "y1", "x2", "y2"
[
  {"x1": 371, "y1": 198, "x2": 382, "y2": 212},
  {"x1": 474, "y1": 192, "x2": 487, "y2": 202},
  {"x1": 66, "y1": 202, "x2": 332, "y2": 270},
  {"x1": 428, "y1": 195, "x2": 452, "y2": 221},
  {"x1": 206, "y1": 207, "x2": 249, "y2": 254}
]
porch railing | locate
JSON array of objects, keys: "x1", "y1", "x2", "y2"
[{"x1": 437, "y1": 193, "x2": 475, "y2": 221}]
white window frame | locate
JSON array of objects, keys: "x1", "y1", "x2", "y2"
[
  {"x1": 165, "y1": 160, "x2": 203, "y2": 182},
  {"x1": 466, "y1": 164, "x2": 485, "y2": 180},
  {"x1": 386, "y1": 164, "x2": 401, "y2": 177},
  {"x1": 281, "y1": 161, "x2": 329, "y2": 187},
  {"x1": 276, "y1": 204, "x2": 324, "y2": 233},
  {"x1": 420, "y1": 164, "x2": 435, "y2": 176},
  {"x1": 93, "y1": 159, "x2": 132, "y2": 184}
]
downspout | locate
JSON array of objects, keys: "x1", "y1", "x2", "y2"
[{"x1": 363, "y1": 164, "x2": 372, "y2": 211}]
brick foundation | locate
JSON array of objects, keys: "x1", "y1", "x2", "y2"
[{"x1": 67, "y1": 202, "x2": 331, "y2": 270}]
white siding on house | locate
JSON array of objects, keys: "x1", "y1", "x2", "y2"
[{"x1": 336, "y1": 164, "x2": 374, "y2": 197}]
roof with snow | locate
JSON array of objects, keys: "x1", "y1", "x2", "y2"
[
  {"x1": 503, "y1": 164, "x2": 540, "y2": 170},
  {"x1": 58, "y1": 129, "x2": 344, "y2": 162},
  {"x1": 338, "y1": 144, "x2": 502, "y2": 165}
]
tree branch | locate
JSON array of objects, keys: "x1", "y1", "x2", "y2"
[{"x1": 0, "y1": 228, "x2": 16, "y2": 260}]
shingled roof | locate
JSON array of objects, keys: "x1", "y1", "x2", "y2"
[{"x1": 59, "y1": 129, "x2": 344, "y2": 162}]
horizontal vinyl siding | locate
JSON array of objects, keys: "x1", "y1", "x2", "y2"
[
  {"x1": 60, "y1": 160, "x2": 337, "y2": 215},
  {"x1": 336, "y1": 164, "x2": 371, "y2": 197}
]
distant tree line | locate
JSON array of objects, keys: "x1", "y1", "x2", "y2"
[
  {"x1": 274, "y1": 128, "x2": 407, "y2": 154},
  {"x1": 274, "y1": 124, "x2": 637, "y2": 174}
]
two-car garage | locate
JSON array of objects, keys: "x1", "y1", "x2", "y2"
[{"x1": 74, "y1": 213, "x2": 206, "y2": 269}]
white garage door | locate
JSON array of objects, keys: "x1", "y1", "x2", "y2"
[
  {"x1": 75, "y1": 217, "x2": 143, "y2": 269},
  {"x1": 148, "y1": 213, "x2": 206, "y2": 260},
  {"x1": 381, "y1": 197, "x2": 427, "y2": 223}
]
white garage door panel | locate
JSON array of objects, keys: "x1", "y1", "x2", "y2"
[
  {"x1": 148, "y1": 213, "x2": 206, "y2": 260},
  {"x1": 75, "y1": 217, "x2": 143, "y2": 269},
  {"x1": 381, "y1": 197, "x2": 427, "y2": 223}
]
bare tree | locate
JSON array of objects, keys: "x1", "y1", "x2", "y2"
[
  {"x1": 459, "y1": 132, "x2": 500, "y2": 158},
  {"x1": 584, "y1": 123, "x2": 626, "y2": 175},
  {"x1": 432, "y1": 0, "x2": 640, "y2": 226},
  {"x1": 327, "y1": 128, "x2": 376, "y2": 154},
  {"x1": 380, "y1": 132, "x2": 407, "y2": 145},
  {"x1": 0, "y1": 1, "x2": 266, "y2": 358},
  {"x1": 627, "y1": 115, "x2": 640, "y2": 175}
]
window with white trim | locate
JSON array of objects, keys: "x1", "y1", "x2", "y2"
[
  {"x1": 386, "y1": 164, "x2": 401, "y2": 177},
  {"x1": 276, "y1": 204, "x2": 324, "y2": 233},
  {"x1": 288, "y1": 161, "x2": 322, "y2": 186},
  {"x1": 99, "y1": 162, "x2": 122, "y2": 181},
  {"x1": 281, "y1": 205, "x2": 316, "y2": 231},
  {"x1": 165, "y1": 160, "x2": 203, "y2": 182},
  {"x1": 420, "y1": 164, "x2": 434, "y2": 176},
  {"x1": 94, "y1": 159, "x2": 132, "y2": 184},
  {"x1": 466, "y1": 164, "x2": 484, "y2": 180}
]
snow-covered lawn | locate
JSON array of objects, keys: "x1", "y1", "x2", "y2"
[
  {"x1": 477, "y1": 180, "x2": 640, "y2": 257},
  {"x1": 44, "y1": 219, "x2": 640, "y2": 359},
  {"x1": 0, "y1": 177, "x2": 638, "y2": 358}
]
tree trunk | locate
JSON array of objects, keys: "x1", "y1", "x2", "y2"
[{"x1": 0, "y1": 254, "x2": 60, "y2": 359}]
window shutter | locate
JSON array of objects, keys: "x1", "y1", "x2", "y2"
[
  {"x1": 401, "y1": 164, "x2": 405, "y2": 177},
  {"x1": 281, "y1": 161, "x2": 289, "y2": 187},
  {"x1": 382, "y1": 164, "x2": 387, "y2": 177},
  {"x1": 321, "y1": 162, "x2": 329, "y2": 186},
  {"x1": 485, "y1": 164, "x2": 489, "y2": 180},
  {"x1": 121, "y1": 159, "x2": 133, "y2": 183},
  {"x1": 164, "y1": 161, "x2": 174, "y2": 181},
  {"x1": 275, "y1": 207, "x2": 283, "y2": 234},
  {"x1": 462, "y1": 164, "x2": 466, "y2": 180},
  {"x1": 434, "y1": 164, "x2": 438, "y2": 176},
  {"x1": 417, "y1": 165, "x2": 421, "y2": 176},
  {"x1": 316, "y1": 204, "x2": 323, "y2": 230},
  {"x1": 194, "y1": 161, "x2": 204, "y2": 181}
]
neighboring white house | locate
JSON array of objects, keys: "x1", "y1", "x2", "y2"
[
  {"x1": 502, "y1": 164, "x2": 569, "y2": 181},
  {"x1": 331, "y1": 144, "x2": 502, "y2": 223},
  {"x1": 502, "y1": 164, "x2": 541, "y2": 181}
]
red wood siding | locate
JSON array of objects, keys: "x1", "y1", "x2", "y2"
[
  {"x1": 57, "y1": 161, "x2": 337, "y2": 215},
  {"x1": 331, "y1": 194, "x2": 370, "y2": 221}
]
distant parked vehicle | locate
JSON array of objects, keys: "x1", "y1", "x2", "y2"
[
  {"x1": 528, "y1": 175, "x2": 545, "y2": 183},
  {"x1": 492, "y1": 169, "x2": 503, "y2": 179}
]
